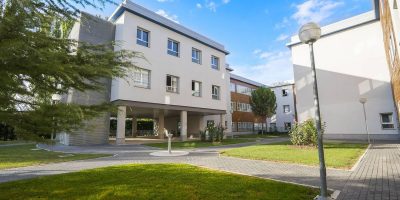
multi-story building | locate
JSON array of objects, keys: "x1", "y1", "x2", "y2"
[
  {"x1": 267, "y1": 83, "x2": 297, "y2": 132},
  {"x1": 288, "y1": 0, "x2": 400, "y2": 140},
  {"x1": 230, "y1": 74, "x2": 266, "y2": 134},
  {"x1": 60, "y1": 1, "x2": 231, "y2": 145}
]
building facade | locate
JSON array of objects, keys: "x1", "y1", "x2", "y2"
[
  {"x1": 230, "y1": 74, "x2": 266, "y2": 134},
  {"x1": 288, "y1": 6, "x2": 399, "y2": 140},
  {"x1": 62, "y1": 1, "x2": 231, "y2": 145},
  {"x1": 267, "y1": 83, "x2": 297, "y2": 132}
]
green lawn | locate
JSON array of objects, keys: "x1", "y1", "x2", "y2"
[
  {"x1": 221, "y1": 142, "x2": 368, "y2": 169},
  {"x1": 0, "y1": 144, "x2": 110, "y2": 169},
  {"x1": 235, "y1": 133, "x2": 289, "y2": 139},
  {"x1": 146, "y1": 139, "x2": 254, "y2": 149},
  {"x1": 0, "y1": 140, "x2": 31, "y2": 145},
  {"x1": 0, "y1": 164, "x2": 319, "y2": 200}
]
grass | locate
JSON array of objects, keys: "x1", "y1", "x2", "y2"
[
  {"x1": 0, "y1": 144, "x2": 110, "y2": 169},
  {"x1": 221, "y1": 142, "x2": 368, "y2": 169},
  {"x1": 146, "y1": 138, "x2": 254, "y2": 149},
  {"x1": 0, "y1": 140, "x2": 31, "y2": 145},
  {"x1": 235, "y1": 133, "x2": 289, "y2": 139},
  {"x1": 0, "y1": 164, "x2": 319, "y2": 200}
]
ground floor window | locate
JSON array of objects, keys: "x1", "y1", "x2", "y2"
[
  {"x1": 269, "y1": 123, "x2": 277, "y2": 132},
  {"x1": 284, "y1": 122, "x2": 292, "y2": 131},
  {"x1": 232, "y1": 122, "x2": 237, "y2": 132},
  {"x1": 254, "y1": 123, "x2": 266, "y2": 131},
  {"x1": 380, "y1": 113, "x2": 394, "y2": 129},
  {"x1": 237, "y1": 122, "x2": 253, "y2": 132}
]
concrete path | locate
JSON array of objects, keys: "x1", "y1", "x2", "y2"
[{"x1": 337, "y1": 143, "x2": 400, "y2": 200}]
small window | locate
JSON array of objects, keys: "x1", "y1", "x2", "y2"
[
  {"x1": 192, "y1": 81, "x2": 202, "y2": 97},
  {"x1": 230, "y1": 83, "x2": 236, "y2": 92},
  {"x1": 136, "y1": 28, "x2": 149, "y2": 47},
  {"x1": 211, "y1": 56, "x2": 220, "y2": 70},
  {"x1": 282, "y1": 89, "x2": 289, "y2": 97},
  {"x1": 212, "y1": 85, "x2": 220, "y2": 100},
  {"x1": 380, "y1": 113, "x2": 395, "y2": 129},
  {"x1": 132, "y1": 67, "x2": 150, "y2": 88},
  {"x1": 168, "y1": 39, "x2": 179, "y2": 57},
  {"x1": 283, "y1": 105, "x2": 291, "y2": 113},
  {"x1": 192, "y1": 48, "x2": 202, "y2": 64},
  {"x1": 284, "y1": 122, "x2": 292, "y2": 131},
  {"x1": 166, "y1": 75, "x2": 179, "y2": 93}
]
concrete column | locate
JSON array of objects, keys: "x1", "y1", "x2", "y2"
[
  {"x1": 220, "y1": 114, "x2": 227, "y2": 139},
  {"x1": 116, "y1": 106, "x2": 126, "y2": 145},
  {"x1": 180, "y1": 111, "x2": 188, "y2": 141},
  {"x1": 132, "y1": 117, "x2": 137, "y2": 137},
  {"x1": 158, "y1": 110, "x2": 165, "y2": 139}
]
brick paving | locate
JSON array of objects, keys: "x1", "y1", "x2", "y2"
[{"x1": 337, "y1": 143, "x2": 400, "y2": 200}]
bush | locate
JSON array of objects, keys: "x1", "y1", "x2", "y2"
[
  {"x1": 289, "y1": 119, "x2": 322, "y2": 146},
  {"x1": 199, "y1": 124, "x2": 225, "y2": 142}
]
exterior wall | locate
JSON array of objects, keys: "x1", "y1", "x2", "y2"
[
  {"x1": 60, "y1": 13, "x2": 115, "y2": 145},
  {"x1": 230, "y1": 78, "x2": 265, "y2": 133},
  {"x1": 291, "y1": 19, "x2": 399, "y2": 140},
  {"x1": 380, "y1": 0, "x2": 400, "y2": 122},
  {"x1": 267, "y1": 84, "x2": 297, "y2": 132},
  {"x1": 111, "y1": 11, "x2": 228, "y2": 112}
]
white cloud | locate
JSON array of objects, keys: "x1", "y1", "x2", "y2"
[
  {"x1": 157, "y1": 0, "x2": 174, "y2": 2},
  {"x1": 276, "y1": 34, "x2": 289, "y2": 42},
  {"x1": 252, "y1": 49, "x2": 262, "y2": 55},
  {"x1": 155, "y1": 9, "x2": 180, "y2": 24},
  {"x1": 232, "y1": 50, "x2": 294, "y2": 85},
  {"x1": 205, "y1": 1, "x2": 217, "y2": 12},
  {"x1": 196, "y1": 3, "x2": 202, "y2": 9},
  {"x1": 274, "y1": 17, "x2": 290, "y2": 30},
  {"x1": 222, "y1": 0, "x2": 230, "y2": 4},
  {"x1": 197, "y1": 0, "x2": 230, "y2": 12},
  {"x1": 292, "y1": 0, "x2": 344, "y2": 25}
]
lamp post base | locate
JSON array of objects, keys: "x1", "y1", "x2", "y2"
[{"x1": 314, "y1": 195, "x2": 334, "y2": 200}]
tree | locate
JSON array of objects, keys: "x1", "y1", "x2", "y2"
[
  {"x1": 250, "y1": 87, "x2": 277, "y2": 134},
  {"x1": 0, "y1": 0, "x2": 142, "y2": 141}
]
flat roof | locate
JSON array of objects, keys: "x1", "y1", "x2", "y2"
[
  {"x1": 287, "y1": 10, "x2": 379, "y2": 47},
  {"x1": 230, "y1": 73, "x2": 266, "y2": 87},
  {"x1": 109, "y1": 0, "x2": 229, "y2": 55}
]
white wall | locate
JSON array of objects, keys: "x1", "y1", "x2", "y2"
[
  {"x1": 268, "y1": 85, "x2": 296, "y2": 131},
  {"x1": 111, "y1": 12, "x2": 228, "y2": 112},
  {"x1": 291, "y1": 20, "x2": 399, "y2": 138}
]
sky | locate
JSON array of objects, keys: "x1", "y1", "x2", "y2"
[{"x1": 82, "y1": 0, "x2": 373, "y2": 85}]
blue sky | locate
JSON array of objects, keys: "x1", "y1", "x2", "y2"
[{"x1": 82, "y1": 0, "x2": 373, "y2": 85}]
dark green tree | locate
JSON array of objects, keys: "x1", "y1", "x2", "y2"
[
  {"x1": 250, "y1": 87, "x2": 277, "y2": 134},
  {"x1": 0, "y1": 0, "x2": 142, "y2": 141}
]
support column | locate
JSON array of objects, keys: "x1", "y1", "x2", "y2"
[
  {"x1": 180, "y1": 111, "x2": 187, "y2": 141},
  {"x1": 220, "y1": 114, "x2": 227, "y2": 139},
  {"x1": 132, "y1": 117, "x2": 137, "y2": 137},
  {"x1": 116, "y1": 106, "x2": 126, "y2": 145},
  {"x1": 158, "y1": 110, "x2": 165, "y2": 139}
]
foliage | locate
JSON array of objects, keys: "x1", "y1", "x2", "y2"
[
  {"x1": 0, "y1": 123, "x2": 16, "y2": 141},
  {"x1": 289, "y1": 119, "x2": 321, "y2": 146},
  {"x1": 0, "y1": 0, "x2": 142, "y2": 140},
  {"x1": 0, "y1": 164, "x2": 319, "y2": 200},
  {"x1": 146, "y1": 139, "x2": 254, "y2": 149},
  {"x1": 250, "y1": 87, "x2": 276, "y2": 134},
  {"x1": 200, "y1": 124, "x2": 225, "y2": 142}
]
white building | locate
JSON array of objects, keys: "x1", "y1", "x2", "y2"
[
  {"x1": 62, "y1": 1, "x2": 231, "y2": 145},
  {"x1": 288, "y1": 9, "x2": 399, "y2": 140},
  {"x1": 267, "y1": 83, "x2": 297, "y2": 132}
]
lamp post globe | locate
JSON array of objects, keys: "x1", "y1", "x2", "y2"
[{"x1": 299, "y1": 22, "x2": 321, "y2": 44}]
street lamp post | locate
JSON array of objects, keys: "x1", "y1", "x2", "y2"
[
  {"x1": 51, "y1": 94, "x2": 62, "y2": 140},
  {"x1": 359, "y1": 98, "x2": 370, "y2": 143},
  {"x1": 299, "y1": 22, "x2": 329, "y2": 200}
]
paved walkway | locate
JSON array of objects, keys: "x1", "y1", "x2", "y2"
[{"x1": 337, "y1": 143, "x2": 400, "y2": 200}]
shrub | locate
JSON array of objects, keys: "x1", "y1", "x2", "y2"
[
  {"x1": 199, "y1": 124, "x2": 225, "y2": 142},
  {"x1": 289, "y1": 119, "x2": 321, "y2": 146}
]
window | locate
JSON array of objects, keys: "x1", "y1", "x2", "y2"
[
  {"x1": 282, "y1": 89, "x2": 289, "y2": 97},
  {"x1": 211, "y1": 56, "x2": 220, "y2": 70},
  {"x1": 230, "y1": 83, "x2": 236, "y2": 92},
  {"x1": 269, "y1": 123, "x2": 277, "y2": 132},
  {"x1": 132, "y1": 67, "x2": 150, "y2": 88},
  {"x1": 236, "y1": 103, "x2": 252, "y2": 112},
  {"x1": 166, "y1": 75, "x2": 179, "y2": 93},
  {"x1": 136, "y1": 28, "x2": 149, "y2": 47},
  {"x1": 231, "y1": 101, "x2": 237, "y2": 112},
  {"x1": 237, "y1": 85, "x2": 253, "y2": 96},
  {"x1": 167, "y1": 39, "x2": 179, "y2": 57},
  {"x1": 207, "y1": 120, "x2": 215, "y2": 127},
  {"x1": 283, "y1": 105, "x2": 291, "y2": 113},
  {"x1": 380, "y1": 113, "x2": 395, "y2": 129},
  {"x1": 238, "y1": 122, "x2": 253, "y2": 131},
  {"x1": 284, "y1": 122, "x2": 292, "y2": 131},
  {"x1": 192, "y1": 81, "x2": 202, "y2": 97},
  {"x1": 192, "y1": 48, "x2": 202, "y2": 64},
  {"x1": 212, "y1": 85, "x2": 220, "y2": 100}
]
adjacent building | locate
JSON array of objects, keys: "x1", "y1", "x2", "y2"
[
  {"x1": 61, "y1": 1, "x2": 231, "y2": 145},
  {"x1": 267, "y1": 83, "x2": 297, "y2": 132},
  {"x1": 288, "y1": 0, "x2": 399, "y2": 140}
]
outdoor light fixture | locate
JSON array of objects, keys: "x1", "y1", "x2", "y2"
[
  {"x1": 298, "y1": 22, "x2": 330, "y2": 200},
  {"x1": 359, "y1": 98, "x2": 370, "y2": 144}
]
